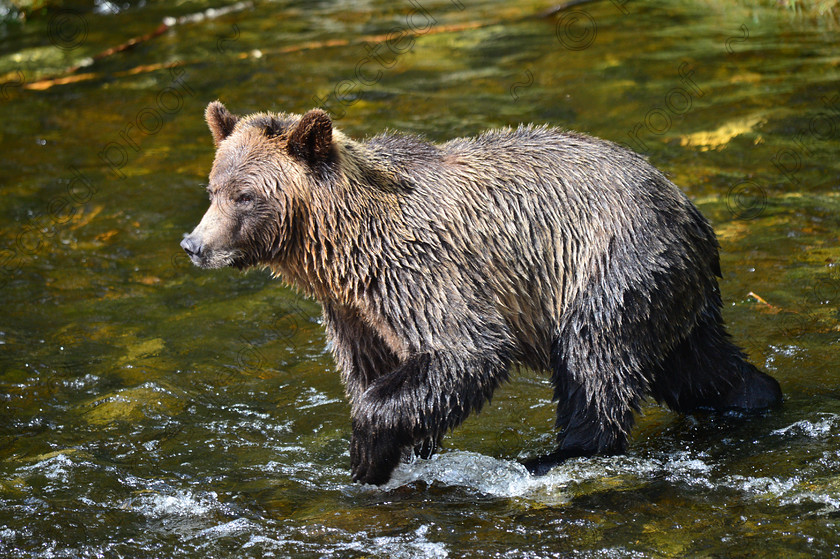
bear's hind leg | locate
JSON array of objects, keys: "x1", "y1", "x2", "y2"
[
  {"x1": 524, "y1": 345, "x2": 639, "y2": 476},
  {"x1": 653, "y1": 306, "x2": 782, "y2": 413},
  {"x1": 523, "y1": 379, "x2": 634, "y2": 475}
]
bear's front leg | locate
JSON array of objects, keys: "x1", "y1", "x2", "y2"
[
  {"x1": 350, "y1": 415, "x2": 407, "y2": 485},
  {"x1": 349, "y1": 354, "x2": 430, "y2": 485},
  {"x1": 349, "y1": 351, "x2": 511, "y2": 485}
]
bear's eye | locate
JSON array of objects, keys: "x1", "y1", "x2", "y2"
[{"x1": 234, "y1": 193, "x2": 254, "y2": 205}]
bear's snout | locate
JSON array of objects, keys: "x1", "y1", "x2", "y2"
[
  {"x1": 180, "y1": 235, "x2": 202, "y2": 260},
  {"x1": 179, "y1": 229, "x2": 241, "y2": 269}
]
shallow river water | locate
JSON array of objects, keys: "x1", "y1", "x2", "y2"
[{"x1": 1, "y1": 0, "x2": 839, "y2": 557}]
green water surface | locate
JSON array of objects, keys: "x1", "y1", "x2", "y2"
[{"x1": 1, "y1": 0, "x2": 839, "y2": 557}]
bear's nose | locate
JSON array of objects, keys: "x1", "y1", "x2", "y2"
[{"x1": 180, "y1": 235, "x2": 202, "y2": 258}]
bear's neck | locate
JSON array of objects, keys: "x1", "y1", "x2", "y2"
[{"x1": 275, "y1": 136, "x2": 411, "y2": 307}]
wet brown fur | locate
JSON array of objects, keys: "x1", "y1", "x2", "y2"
[{"x1": 182, "y1": 102, "x2": 783, "y2": 485}]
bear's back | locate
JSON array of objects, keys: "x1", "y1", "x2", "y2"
[{"x1": 358, "y1": 126, "x2": 720, "y2": 362}]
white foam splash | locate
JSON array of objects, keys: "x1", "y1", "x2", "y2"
[
  {"x1": 385, "y1": 450, "x2": 690, "y2": 505},
  {"x1": 297, "y1": 387, "x2": 342, "y2": 410},
  {"x1": 195, "y1": 517, "x2": 260, "y2": 539},
  {"x1": 18, "y1": 451, "x2": 79, "y2": 483},
  {"x1": 772, "y1": 413, "x2": 840, "y2": 439},
  {"x1": 663, "y1": 451, "x2": 716, "y2": 488},
  {"x1": 129, "y1": 490, "x2": 220, "y2": 519},
  {"x1": 388, "y1": 451, "x2": 532, "y2": 494},
  {"x1": 240, "y1": 525, "x2": 449, "y2": 558},
  {"x1": 342, "y1": 524, "x2": 449, "y2": 559},
  {"x1": 724, "y1": 473, "x2": 840, "y2": 514},
  {"x1": 785, "y1": 491, "x2": 840, "y2": 514},
  {"x1": 725, "y1": 474, "x2": 799, "y2": 498}
]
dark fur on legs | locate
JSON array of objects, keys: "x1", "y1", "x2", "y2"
[
  {"x1": 525, "y1": 296, "x2": 781, "y2": 476},
  {"x1": 350, "y1": 350, "x2": 512, "y2": 484}
]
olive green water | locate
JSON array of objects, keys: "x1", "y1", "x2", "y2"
[{"x1": 1, "y1": 0, "x2": 839, "y2": 556}]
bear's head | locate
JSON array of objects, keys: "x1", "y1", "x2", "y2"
[{"x1": 181, "y1": 101, "x2": 334, "y2": 270}]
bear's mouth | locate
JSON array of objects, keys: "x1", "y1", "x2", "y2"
[
  {"x1": 227, "y1": 249, "x2": 258, "y2": 271},
  {"x1": 183, "y1": 246, "x2": 247, "y2": 270}
]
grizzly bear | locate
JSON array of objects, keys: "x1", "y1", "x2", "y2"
[{"x1": 181, "y1": 101, "x2": 782, "y2": 485}]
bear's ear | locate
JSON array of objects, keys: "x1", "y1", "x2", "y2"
[
  {"x1": 288, "y1": 109, "x2": 333, "y2": 163},
  {"x1": 205, "y1": 101, "x2": 239, "y2": 146}
]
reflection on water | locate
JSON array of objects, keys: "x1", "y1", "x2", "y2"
[{"x1": 1, "y1": 0, "x2": 839, "y2": 556}]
